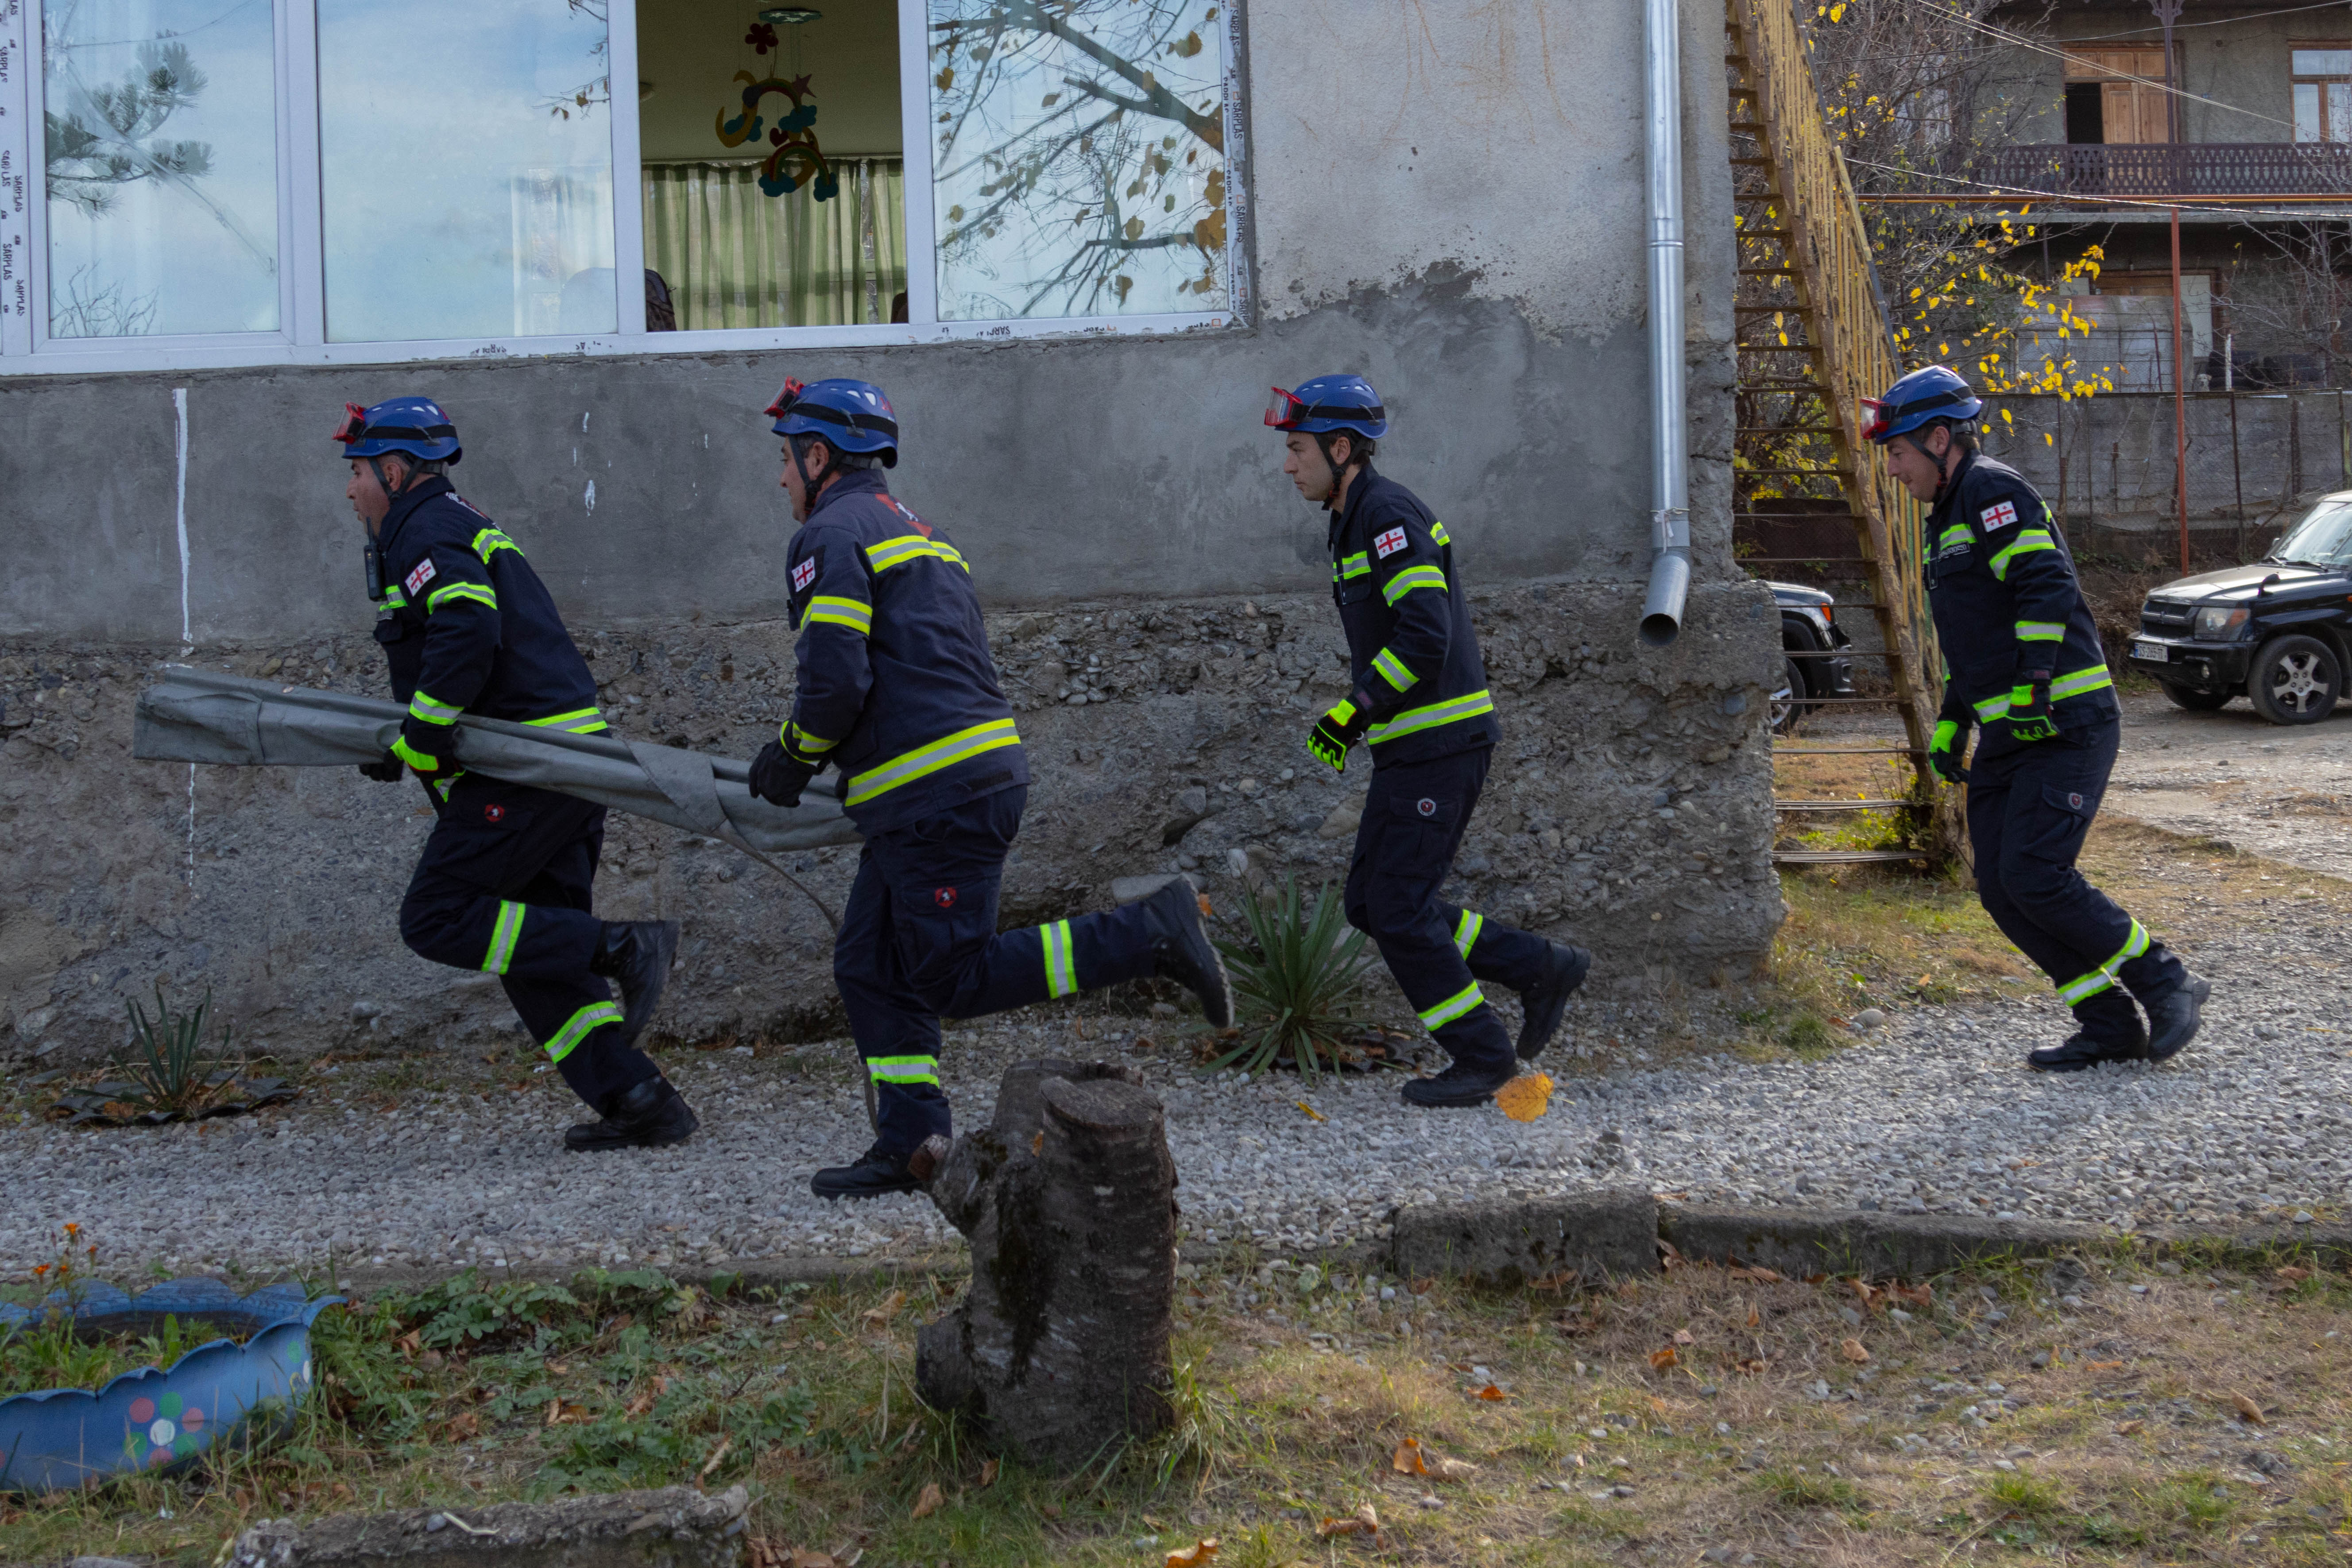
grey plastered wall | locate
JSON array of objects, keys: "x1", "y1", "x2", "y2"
[{"x1": 0, "y1": 0, "x2": 1779, "y2": 1062}]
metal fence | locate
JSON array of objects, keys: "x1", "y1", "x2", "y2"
[{"x1": 1976, "y1": 390, "x2": 2352, "y2": 559}]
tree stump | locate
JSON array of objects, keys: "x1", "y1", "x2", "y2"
[{"x1": 913, "y1": 1059, "x2": 1177, "y2": 1469}]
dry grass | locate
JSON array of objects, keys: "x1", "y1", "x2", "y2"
[{"x1": 7, "y1": 1251, "x2": 2350, "y2": 1567}]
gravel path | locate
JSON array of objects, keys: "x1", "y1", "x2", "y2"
[
  {"x1": 5, "y1": 901, "x2": 2346, "y2": 1278},
  {"x1": 2108, "y1": 687, "x2": 2352, "y2": 879}
]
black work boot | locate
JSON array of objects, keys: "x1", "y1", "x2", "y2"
[
  {"x1": 1140, "y1": 877, "x2": 1233, "y2": 1028},
  {"x1": 1401, "y1": 1057, "x2": 1517, "y2": 1108},
  {"x1": 564, "y1": 1076, "x2": 698, "y2": 1151},
  {"x1": 1516, "y1": 941, "x2": 1593, "y2": 1061},
  {"x1": 812, "y1": 1142, "x2": 922, "y2": 1200},
  {"x1": 2026, "y1": 1030, "x2": 2148, "y2": 1074},
  {"x1": 2142, "y1": 972, "x2": 2210, "y2": 1062},
  {"x1": 591, "y1": 920, "x2": 681, "y2": 1050}
]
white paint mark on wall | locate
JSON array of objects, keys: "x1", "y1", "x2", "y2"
[
  {"x1": 584, "y1": 480, "x2": 597, "y2": 515},
  {"x1": 174, "y1": 386, "x2": 197, "y2": 896},
  {"x1": 582, "y1": 411, "x2": 591, "y2": 434}
]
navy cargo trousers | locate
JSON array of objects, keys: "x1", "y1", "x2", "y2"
[
  {"x1": 1344, "y1": 747, "x2": 1553, "y2": 1071},
  {"x1": 834, "y1": 784, "x2": 1166, "y2": 1155},
  {"x1": 1966, "y1": 716, "x2": 2186, "y2": 1046},
  {"x1": 398, "y1": 774, "x2": 658, "y2": 1113}
]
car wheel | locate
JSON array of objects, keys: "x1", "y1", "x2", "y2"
[
  {"x1": 2248, "y1": 634, "x2": 2342, "y2": 725},
  {"x1": 2159, "y1": 682, "x2": 2232, "y2": 712},
  {"x1": 1771, "y1": 654, "x2": 1807, "y2": 735}
]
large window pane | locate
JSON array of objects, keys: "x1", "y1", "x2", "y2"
[
  {"x1": 927, "y1": 0, "x2": 1228, "y2": 320},
  {"x1": 318, "y1": 0, "x2": 613, "y2": 341},
  {"x1": 43, "y1": 0, "x2": 279, "y2": 338}
]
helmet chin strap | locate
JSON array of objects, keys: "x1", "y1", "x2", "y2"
[
  {"x1": 367, "y1": 455, "x2": 416, "y2": 505},
  {"x1": 1315, "y1": 433, "x2": 1353, "y2": 511},
  {"x1": 789, "y1": 435, "x2": 839, "y2": 514}
]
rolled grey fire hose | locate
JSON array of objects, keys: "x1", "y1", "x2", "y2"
[{"x1": 133, "y1": 667, "x2": 858, "y2": 929}]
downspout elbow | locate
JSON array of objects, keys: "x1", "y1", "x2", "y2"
[{"x1": 1640, "y1": 0, "x2": 1690, "y2": 647}]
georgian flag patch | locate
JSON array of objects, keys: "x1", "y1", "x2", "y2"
[
  {"x1": 1980, "y1": 500, "x2": 2019, "y2": 530},
  {"x1": 404, "y1": 558, "x2": 437, "y2": 595},
  {"x1": 791, "y1": 557, "x2": 818, "y2": 593},
  {"x1": 1373, "y1": 526, "x2": 1408, "y2": 559}
]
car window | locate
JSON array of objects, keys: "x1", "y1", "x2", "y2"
[{"x1": 2272, "y1": 500, "x2": 2352, "y2": 566}]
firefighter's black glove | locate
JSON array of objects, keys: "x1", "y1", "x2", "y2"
[
  {"x1": 1306, "y1": 696, "x2": 1370, "y2": 774},
  {"x1": 1927, "y1": 720, "x2": 1970, "y2": 784},
  {"x1": 750, "y1": 741, "x2": 817, "y2": 808},
  {"x1": 359, "y1": 750, "x2": 406, "y2": 783}
]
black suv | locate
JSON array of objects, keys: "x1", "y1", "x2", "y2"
[
  {"x1": 1768, "y1": 581, "x2": 1856, "y2": 733},
  {"x1": 2127, "y1": 493, "x2": 2352, "y2": 724}
]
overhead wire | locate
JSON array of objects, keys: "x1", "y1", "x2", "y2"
[{"x1": 1839, "y1": 151, "x2": 2352, "y2": 222}]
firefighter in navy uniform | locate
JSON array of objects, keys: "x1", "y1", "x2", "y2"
[
  {"x1": 1269, "y1": 375, "x2": 1593, "y2": 1108},
  {"x1": 1866, "y1": 366, "x2": 2211, "y2": 1070},
  {"x1": 336, "y1": 398, "x2": 695, "y2": 1148},
  {"x1": 744, "y1": 379, "x2": 1234, "y2": 1199}
]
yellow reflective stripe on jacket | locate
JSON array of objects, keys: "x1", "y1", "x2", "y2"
[
  {"x1": 844, "y1": 718, "x2": 1021, "y2": 807},
  {"x1": 1418, "y1": 981, "x2": 1485, "y2": 1030},
  {"x1": 783, "y1": 719, "x2": 839, "y2": 756},
  {"x1": 409, "y1": 688, "x2": 461, "y2": 725},
  {"x1": 2015, "y1": 620, "x2": 2065, "y2": 642},
  {"x1": 1333, "y1": 551, "x2": 1370, "y2": 581},
  {"x1": 1371, "y1": 647, "x2": 1417, "y2": 692},
  {"x1": 471, "y1": 527, "x2": 522, "y2": 561},
  {"x1": 1431, "y1": 520, "x2": 1451, "y2": 546},
  {"x1": 1938, "y1": 524, "x2": 1972, "y2": 551},
  {"x1": 1973, "y1": 692, "x2": 2012, "y2": 722},
  {"x1": 2050, "y1": 663, "x2": 2114, "y2": 701},
  {"x1": 526, "y1": 707, "x2": 608, "y2": 734},
  {"x1": 1452, "y1": 910, "x2": 1483, "y2": 959},
  {"x1": 1382, "y1": 564, "x2": 1449, "y2": 604},
  {"x1": 425, "y1": 581, "x2": 496, "y2": 613},
  {"x1": 1367, "y1": 689, "x2": 1495, "y2": 746},
  {"x1": 802, "y1": 595, "x2": 873, "y2": 635},
  {"x1": 380, "y1": 586, "x2": 409, "y2": 610},
  {"x1": 483, "y1": 901, "x2": 525, "y2": 974},
  {"x1": 544, "y1": 1000, "x2": 622, "y2": 1064},
  {"x1": 864, "y1": 534, "x2": 969, "y2": 574},
  {"x1": 1041, "y1": 920, "x2": 1077, "y2": 999},
  {"x1": 1987, "y1": 529, "x2": 2056, "y2": 581}
]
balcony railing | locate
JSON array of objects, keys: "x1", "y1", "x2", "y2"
[{"x1": 1968, "y1": 142, "x2": 2352, "y2": 198}]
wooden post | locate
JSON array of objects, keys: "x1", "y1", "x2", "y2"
[
  {"x1": 913, "y1": 1061, "x2": 1177, "y2": 1470},
  {"x1": 2171, "y1": 204, "x2": 2191, "y2": 575}
]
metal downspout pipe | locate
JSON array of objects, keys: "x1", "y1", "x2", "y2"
[{"x1": 1639, "y1": 0, "x2": 1692, "y2": 647}]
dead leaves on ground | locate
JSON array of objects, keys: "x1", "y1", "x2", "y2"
[
  {"x1": 747, "y1": 1547, "x2": 857, "y2": 1568},
  {"x1": 2230, "y1": 1390, "x2": 2267, "y2": 1425},
  {"x1": 1493, "y1": 1072, "x2": 1552, "y2": 1122},
  {"x1": 1838, "y1": 1337, "x2": 1871, "y2": 1364},
  {"x1": 1316, "y1": 1502, "x2": 1383, "y2": 1544},
  {"x1": 1162, "y1": 1538, "x2": 1219, "y2": 1566},
  {"x1": 1391, "y1": 1436, "x2": 1478, "y2": 1480},
  {"x1": 910, "y1": 1482, "x2": 944, "y2": 1520}
]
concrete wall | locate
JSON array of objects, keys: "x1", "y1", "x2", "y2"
[
  {"x1": 2000, "y1": 1, "x2": 2308, "y2": 146},
  {"x1": 0, "y1": 0, "x2": 1781, "y2": 1064}
]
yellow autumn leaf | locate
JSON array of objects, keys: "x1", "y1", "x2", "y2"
[{"x1": 1495, "y1": 1072, "x2": 1552, "y2": 1122}]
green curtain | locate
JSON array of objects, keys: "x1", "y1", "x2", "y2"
[{"x1": 642, "y1": 158, "x2": 906, "y2": 331}]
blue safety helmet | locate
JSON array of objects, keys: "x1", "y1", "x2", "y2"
[
  {"x1": 765, "y1": 377, "x2": 899, "y2": 468},
  {"x1": 331, "y1": 396, "x2": 462, "y2": 465},
  {"x1": 1265, "y1": 374, "x2": 1387, "y2": 440},
  {"x1": 1861, "y1": 365, "x2": 1981, "y2": 445}
]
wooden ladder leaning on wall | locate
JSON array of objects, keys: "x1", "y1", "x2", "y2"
[{"x1": 1724, "y1": 0, "x2": 1961, "y2": 868}]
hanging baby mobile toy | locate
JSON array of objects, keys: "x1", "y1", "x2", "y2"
[{"x1": 717, "y1": 7, "x2": 837, "y2": 201}]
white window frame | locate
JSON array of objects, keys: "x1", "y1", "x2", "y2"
[{"x1": 0, "y1": 0, "x2": 1243, "y2": 376}]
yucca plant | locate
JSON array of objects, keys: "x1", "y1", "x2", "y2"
[
  {"x1": 110, "y1": 983, "x2": 237, "y2": 1118},
  {"x1": 1204, "y1": 875, "x2": 1377, "y2": 1078}
]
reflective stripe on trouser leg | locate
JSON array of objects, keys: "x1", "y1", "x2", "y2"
[
  {"x1": 868, "y1": 1055, "x2": 941, "y2": 1086},
  {"x1": 1419, "y1": 982, "x2": 1485, "y2": 1030},
  {"x1": 482, "y1": 900, "x2": 525, "y2": 974},
  {"x1": 1451, "y1": 910, "x2": 1483, "y2": 960},
  {"x1": 1040, "y1": 920, "x2": 1078, "y2": 999},
  {"x1": 2057, "y1": 918, "x2": 2150, "y2": 1005},
  {"x1": 543, "y1": 1000, "x2": 623, "y2": 1063}
]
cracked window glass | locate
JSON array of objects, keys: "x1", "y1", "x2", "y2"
[{"x1": 926, "y1": 0, "x2": 1227, "y2": 321}]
